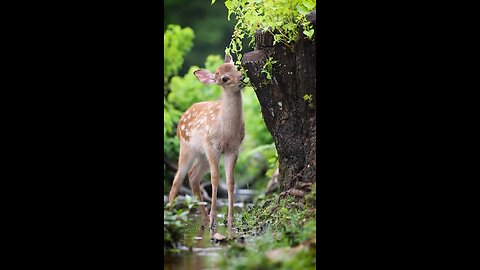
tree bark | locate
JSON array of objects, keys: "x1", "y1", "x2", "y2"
[{"x1": 241, "y1": 11, "x2": 316, "y2": 192}]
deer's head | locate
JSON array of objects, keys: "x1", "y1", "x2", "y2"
[{"x1": 194, "y1": 54, "x2": 245, "y2": 93}]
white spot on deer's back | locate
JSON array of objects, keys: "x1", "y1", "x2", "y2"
[{"x1": 181, "y1": 125, "x2": 185, "y2": 130}]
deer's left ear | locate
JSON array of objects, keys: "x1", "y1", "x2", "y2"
[{"x1": 224, "y1": 54, "x2": 233, "y2": 64}]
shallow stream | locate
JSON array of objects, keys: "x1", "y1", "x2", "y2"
[{"x1": 164, "y1": 193, "x2": 257, "y2": 270}]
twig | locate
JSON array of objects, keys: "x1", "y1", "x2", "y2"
[
  {"x1": 200, "y1": 182, "x2": 212, "y2": 202},
  {"x1": 164, "y1": 154, "x2": 178, "y2": 171}
]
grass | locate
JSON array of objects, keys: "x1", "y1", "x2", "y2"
[{"x1": 219, "y1": 182, "x2": 317, "y2": 270}]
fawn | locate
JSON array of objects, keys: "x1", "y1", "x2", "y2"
[{"x1": 168, "y1": 54, "x2": 245, "y2": 238}]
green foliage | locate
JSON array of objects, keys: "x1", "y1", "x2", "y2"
[
  {"x1": 164, "y1": 0, "x2": 236, "y2": 76},
  {"x1": 164, "y1": 24, "x2": 195, "y2": 184},
  {"x1": 222, "y1": 188, "x2": 317, "y2": 270},
  {"x1": 164, "y1": 24, "x2": 195, "y2": 89},
  {"x1": 235, "y1": 89, "x2": 276, "y2": 188},
  {"x1": 261, "y1": 56, "x2": 278, "y2": 84},
  {"x1": 164, "y1": 195, "x2": 203, "y2": 249},
  {"x1": 276, "y1": 246, "x2": 316, "y2": 270},
  {"x1": 304, "y1": 182, "x2": 316, "y2": 206},
  {"x1": 303, "y1": 94, "x2": 313, "y2": 109},
  {"x1": 223, "y1": 0, "x2": 316, "y2": 64},
  {"x1": 235, "y1": 192, "x2": 316, "y2": 238},
  {"x1": 163, "y1": 207, "x2": 188, "y2": 249},
  {"x1": 241, "y1": 142, "x2": 278, "y2": 190},
  {"x1": 164, "y1": 105, "x2": 181, "y2": 177},
  {"x1": 168, "y1": 55, "x2": 223, "y2": 111}
]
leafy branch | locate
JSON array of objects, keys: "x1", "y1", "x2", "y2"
[{"x1": 215, "y1": 0, "x2": 315, "y2": 59}]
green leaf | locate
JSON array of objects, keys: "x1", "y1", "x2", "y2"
[
  {"x1": 211, "y1": 0, "x2": 216, "y2": 5},
  {"x1": 303, "y1": 29, "x2": 314, "y2": 39},
  {"x1": 225, "y1": 0, "x2": 234, "y2": 20},
  {"x1": 303, "y1": 1, "x2": 315, "y2": 10},
  {"x1": 225, "y1": 0, "x2": 234, "y2": 10},
  {"x1": 296, "y1": 4, "x2": 309, "y2": 15}
]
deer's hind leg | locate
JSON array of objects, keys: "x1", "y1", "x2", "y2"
[{"x1": 168, "y1": 146, "x2": 195, "y2": 209}]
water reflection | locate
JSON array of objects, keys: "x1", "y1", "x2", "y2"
[
  {"x1": 164, "y1": 209, "x2": 227, "y2": 270},
  {"x1": 193, "y1": 224, "x2": 206, "y2": 248},
  {"x1": 164, "y1": 198, "x2": 255, "y2": 270}
]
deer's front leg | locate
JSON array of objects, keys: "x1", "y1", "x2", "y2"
[
  {"x1": 205, "y1": 147, "x2": 220, "y2": 236},
  {"x1": 224, "y1": 151, "x2": 238, "y2": 239}
]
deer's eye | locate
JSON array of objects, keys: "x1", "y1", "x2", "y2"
[{"x1": 222, "y1": 76, "x2": 229, "y2": 82}]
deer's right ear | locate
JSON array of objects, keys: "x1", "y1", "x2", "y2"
[{"x1": 194, "y1": 70, "x2": 216, "y2": 84}]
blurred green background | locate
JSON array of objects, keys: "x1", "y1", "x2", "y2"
[
  {"x1": 164, "y1": 0, "x2": 276, "y2": 194},
  {"x1": 164, "y1": 0, "x2": 235, "y2": 76}
]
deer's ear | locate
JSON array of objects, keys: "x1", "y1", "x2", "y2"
[
  {"x1": 224, "y1": 54, "x2": 233, "y2": 64},
  {"x1": 194, "y1": 69, "x2": 216, "y2": 84}
]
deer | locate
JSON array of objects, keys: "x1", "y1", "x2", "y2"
[{"x1": 168, "y1": 53, "x2": 245, "y2": 239}]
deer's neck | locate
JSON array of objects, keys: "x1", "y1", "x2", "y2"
[{"x1": 219, "y1": 90, "x2": 243, "y2": 134}]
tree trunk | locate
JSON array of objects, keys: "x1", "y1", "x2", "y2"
[{"x1": 241, "y1": 11, "x2": 316, "y2": 192}]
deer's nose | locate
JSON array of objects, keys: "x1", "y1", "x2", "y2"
[{"x1": 239, "y1": 75, "x2": 244, "y2": 81}]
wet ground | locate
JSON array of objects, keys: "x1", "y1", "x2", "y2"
[{"x1": 164, "y1": 197, "x2": 255, "y2": 270}]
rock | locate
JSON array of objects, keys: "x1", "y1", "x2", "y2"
[
  {"x1": 287, "y1": 188, "x2": 305, "y2": 197},
  {"x1": 212, "y1": 232, "x2": 226, "y2": 242}
]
